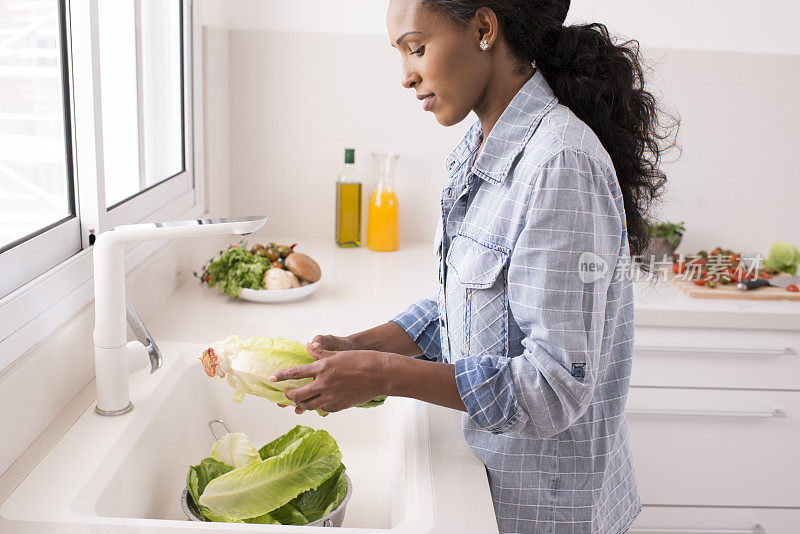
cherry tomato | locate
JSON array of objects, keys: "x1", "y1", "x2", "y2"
[
  {"x1": 787, "y1": 285, "x2": 799, "y2": 292},
  {"x1": 673, "y1": 262, "x2": 687, "y2": 274},
  {"x1": 204, "y1": 275, "x2": 210, "y2": 283},
  {"x1": 265, "y1": 247, "x2": 280, "y2": 262}
]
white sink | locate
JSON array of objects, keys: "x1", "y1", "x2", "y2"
[{"x1": 0, "y1": 342, "x2": 436, "y2": 532}]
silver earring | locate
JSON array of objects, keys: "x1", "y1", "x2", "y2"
[{"x1": 479, "y1": 40, "x2": 489, "y2": 51}]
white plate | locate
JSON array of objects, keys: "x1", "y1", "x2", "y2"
[{"x1": 238, "y1": 279, "x2": 321, "y2": 303}]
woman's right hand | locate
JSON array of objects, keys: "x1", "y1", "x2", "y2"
[{"x1": 276, "y1": 334, "x2": 357, "y2": 412}]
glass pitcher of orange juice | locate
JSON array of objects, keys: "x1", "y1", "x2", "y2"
[{"x1": 367, "y1": 152, "x2": 399, "y2": 252}]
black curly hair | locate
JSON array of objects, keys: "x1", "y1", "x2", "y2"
[{"x1": 420, "y1": 0, "x2": 680, "y2": 274}]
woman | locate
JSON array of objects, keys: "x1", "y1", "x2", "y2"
[{"x1": 270, "y1": 0, "x2": 677, "y2": 531}]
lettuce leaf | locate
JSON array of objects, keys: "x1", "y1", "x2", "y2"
[
  {"x1": 258, "y1": 501, "x2": 309, "y2": 525},
  {"x1": 199, "y1": 429, "x2": 342, "y2": 520},
  {"x1": 210, "y1": 432, "x2": 262, "y2": 468},
  {"x1": 294, "y1": 463, "x2": 346, "y2": 522},
  {"x1": 206, "y1": 245, "x2": 271, "y2": 299},
  {"x1": 258, "y1": 425, "x2": 315, "y2": 459},
  {"x1": 186, "y1": 457, "x2": 239, "y2": 522},
  {"x1": 323, "y1": 471, "x2": 349, "y2": 517}
]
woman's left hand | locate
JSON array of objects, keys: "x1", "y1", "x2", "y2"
[{"x1": 270, "y1": 344, "x2": 390, "y2": 415}]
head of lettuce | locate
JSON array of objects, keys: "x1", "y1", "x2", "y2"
[
  {"x1": 199, "y1": 335, "x2": 386, "y2": 415},
  {"x1": 763, "y1": 241, "x2": 800, "y2": 276}
]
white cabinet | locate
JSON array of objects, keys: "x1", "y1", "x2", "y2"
[
  {"x1": 631, "y1": 506, "x2": 800, "y2": 534},
  {"x1": 631, "y1": 326, "x2": 800, "y2": 390},
  {"x1": 625, "y1": 388, "x2": 800, "y2": 507},
  {"x1": 627, "y1": 323, "x2": 800, "y2": 523}
]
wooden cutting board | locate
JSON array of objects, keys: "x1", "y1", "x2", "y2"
[{"x1": 666, "y1": 269, "x2": 800, "y2": 301}]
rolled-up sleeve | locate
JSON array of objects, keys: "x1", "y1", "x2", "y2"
[
  {"x1": 390, "y1": 291, "x2": 442, "y2": 362},
  {"x1": 454, "y1": 149, "x2": 623, "y2": 438}
]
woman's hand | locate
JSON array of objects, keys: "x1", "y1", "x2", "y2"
[
  {"x1": 275, "y1": 335, "x2": 359, "y2": 414},
  {"x1": 271, "y1": 344, "x2": 390, "y2": 415},
  {"x1": 308, "y1": 334, "x2": 358, "y2": 352}
]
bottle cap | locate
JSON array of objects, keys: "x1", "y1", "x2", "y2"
[{"x1": 344, "y1": 148, "x2": 355, "y2": 164}]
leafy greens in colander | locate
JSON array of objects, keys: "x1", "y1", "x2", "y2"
[{"x1": 186, "y1": 426, "x2": 348, "y2": 524}]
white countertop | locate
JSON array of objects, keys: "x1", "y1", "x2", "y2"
[
  {"x1": 633, "y1": 272, "x2": 800, "y2": 330},
  {"x1": 147, "y1": 238, "x2": 800, "y2": 344},
  {"x1": 2, "y1": 238, "x2": 798, "y2": 534}
]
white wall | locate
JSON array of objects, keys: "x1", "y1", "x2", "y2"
[
  {"x1": 225, "y1": 28, "x2": 800, "y2": 252},
  {"x1": 203, "y1": 26, "x2": 232, "y2": 217},
  {"x1": 200, "y1": 0, "x2": 800, "y2": 55},
  {"x1": 228, "y1": 30, "x2": 467, "y2": 244},
  {"x1": 644, "y1": 48, "x2": 800, "y2": 253},
  {"x1": 566, "y1": 0, "x2": 800, "y2": 56}
]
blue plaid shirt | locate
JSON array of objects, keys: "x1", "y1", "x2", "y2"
[{"x1": 392, "y1": 70, "x2": 641, "y2": 533}]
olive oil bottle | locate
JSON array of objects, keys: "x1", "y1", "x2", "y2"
[{"x1": 335, "y1": 148, "x2": 363, "y2": 247}]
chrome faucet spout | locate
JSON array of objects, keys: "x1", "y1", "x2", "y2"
[{"x1": 125, "y1": 296, "x2": 162, "y2": 374}]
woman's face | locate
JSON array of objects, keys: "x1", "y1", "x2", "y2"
[{"x1": 387, "y1": 0, "x2": 491, "y2": 127}]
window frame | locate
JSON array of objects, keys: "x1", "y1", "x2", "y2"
[
  {"x1": 0, "y1": 0, "x2": 204, "y2": 373},
  {"x1": 0, "y1": 0, "x2": 82, "y2": 299},
  {"x1": 76, "y1": 0, "x2": 197, "y2": 243}
]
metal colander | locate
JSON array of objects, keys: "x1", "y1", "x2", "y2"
[{"x1": 181, "y1": 420, "x2": 353, "y2": 527}]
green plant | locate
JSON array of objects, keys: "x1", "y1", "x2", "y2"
[
  {"x1": 194, "y1": 241, "x2": 272, "y2": 299},
  {"x1": 646, "y1": 219, "x2": 686, "y2": 246}
]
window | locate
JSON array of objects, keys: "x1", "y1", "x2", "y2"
[
  {"x1": 97, "y1": 0, "x2": 187, "y2": 208},
  {"x1": 0, "y1": 0, "x2": 80, "y2": 298},
  {"x1": 75, "y1": 0, "x2": 195, "y2": 234},
  {"x1": 0, "y1": 0, "x2": 199, "y2": 369}
]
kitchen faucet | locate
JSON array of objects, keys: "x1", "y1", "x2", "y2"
[{"x1": 92, "y1": 216, "x2": 267, "y2": 416}]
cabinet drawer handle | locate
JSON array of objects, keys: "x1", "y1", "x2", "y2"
[
  {"x1": 626, "y1": 408, "x2": 786, "y2": 419},
  {"x1": 635, "y1": 345, "x2": 795, "y2": 356},
  {"x1": 629, "y1": 526, "x2": 764, "y2": 534}
]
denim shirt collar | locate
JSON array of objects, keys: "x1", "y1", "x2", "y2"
[{"x1": 445, "y1": 68, "x2": 558, "y2": 185}]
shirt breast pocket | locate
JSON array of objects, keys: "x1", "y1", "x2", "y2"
[{"x1": 445, "y1": 235, "x2": 509, "y2": 359}]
